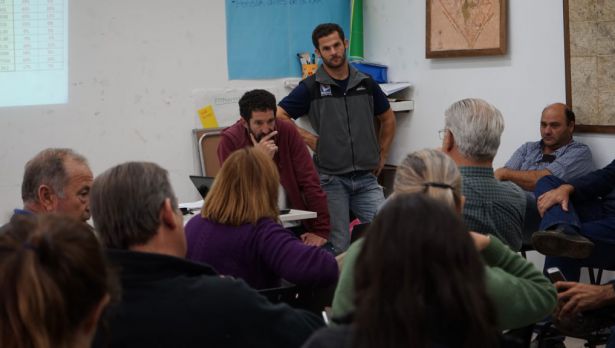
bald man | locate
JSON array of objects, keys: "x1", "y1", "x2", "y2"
[
  {"x1": 495, "y1": 103, "x2": 596, "y2": 241},
  {"x1": 495, "y1": 103, "x2": 594, "y2": 191}
]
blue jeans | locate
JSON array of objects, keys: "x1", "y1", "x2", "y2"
[
  {"x1": 320, "y1": 171, "x2": 384, "y2": 254},
  {"x1": 535, "y1": 176, "x2": 615, "y2": 281}
]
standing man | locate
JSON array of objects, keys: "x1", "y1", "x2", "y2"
[
  {"x1": 277, "y1": 23, "x2": 396, "y2": 254},
  {"x1": 3, "y1": 148, "x2": 93, "y2": 226},
  {"x1": 495, "y1": 103, "x2": 594, "y2": 191},
  {"x1": 441, "y1": 98, "x2": 526, "y2": 251},
  {"x1": 218, "y1": 89, "x2": 330, "y2": 247}
]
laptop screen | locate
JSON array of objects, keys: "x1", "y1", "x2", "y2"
[{"x1": 189, "y1": 175, "x2": 215, "y2": 199}]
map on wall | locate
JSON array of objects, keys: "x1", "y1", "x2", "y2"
[
  {"x1": 427, "y1": 0, "x2": 506, "y2": 58},
  {"x1": 225, "y1": 0, "x2": 349, "y2": 79},
  {"x1": 566, "y1": 0, "x2": 615, "y2": 132}
]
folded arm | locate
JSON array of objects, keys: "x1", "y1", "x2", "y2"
[{"x1": 494, "y1": 167, "x2": 551, "y2": 191}]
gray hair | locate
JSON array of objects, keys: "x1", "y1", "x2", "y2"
[
  {"x1": 394, "y1": 149, "x2": 462, "y2": 210},
  {"x1": 90, "y1": 162, "x2": 178, "y2": 249},
  {"x1": 21, "y1": 148, "x2": 89, "y2": 203},
  {"x1": 444, "y1": 98, "x2": 504, "y2": 162}
]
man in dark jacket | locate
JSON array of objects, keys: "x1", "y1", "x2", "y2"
[
  {"x1": 91, "y1": 161, "x2": 323, "y2": 348},
  {"x1": 532, "y1": 159, "x2": 615, "y2": 282}
]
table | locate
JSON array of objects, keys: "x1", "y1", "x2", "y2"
[{"x1": 180, "y1": 201, "x2": 316, "y2": 228}]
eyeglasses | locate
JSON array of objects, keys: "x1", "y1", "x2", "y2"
[{"x1": 438, "y1": 129, "x2": 448, "y2": 140}]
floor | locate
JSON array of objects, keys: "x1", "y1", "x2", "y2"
[{"x1": 565, "y1": 336, "x2": 605, "y2": 347}]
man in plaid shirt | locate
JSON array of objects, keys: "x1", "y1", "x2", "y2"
[{"x1": 441, "y1": 98, "x2": 526, "y2": 251}]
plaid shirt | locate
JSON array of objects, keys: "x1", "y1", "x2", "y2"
[
  {"x1": 461, "y1": 166, "x2": 526, "y2": 251},
  {"x1": 504, "y1": 139, "x2": 595, "y2": 182}
]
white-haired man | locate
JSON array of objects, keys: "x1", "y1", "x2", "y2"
[{"x1": 441, "y1": 98, "x2": 526, "y2": 251}]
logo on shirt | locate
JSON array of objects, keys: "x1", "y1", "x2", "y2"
[
  {"x1": 356, "y1": 86, "x2": 366, "y2": 91},
  {"x1": 320, "y1": 84, "x2": 332, "y2": 96}
]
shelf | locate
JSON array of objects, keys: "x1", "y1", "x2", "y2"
[{"x1": 390, "y1": 100, "x2": 414, "y2": 112}]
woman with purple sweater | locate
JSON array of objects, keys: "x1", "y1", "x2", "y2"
[{"x1": 185, "y1": 147, "x2": 338, "y2": 290}]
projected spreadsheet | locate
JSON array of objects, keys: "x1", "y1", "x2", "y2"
[{"x1": 0, "y1": 0, "x2": 67, "y2": 107}]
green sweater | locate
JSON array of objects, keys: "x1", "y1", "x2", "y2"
[{"x1": 331, "y1": 235, "x2": 557, "y2": 330}]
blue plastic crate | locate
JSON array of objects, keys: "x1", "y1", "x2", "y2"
[{"x1": 350, "y1": 61, "x2": 388, "y2": 83}]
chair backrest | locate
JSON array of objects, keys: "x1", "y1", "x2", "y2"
[
  {"x1": 193, "y1": 128, "x2": 225, "y2": 177},
  {"x1": 258, "y1": 285, "x2": 301, "y2": 306},
  {"x1": 259, "y1": 284, "x2": 336, "y2": 315}
]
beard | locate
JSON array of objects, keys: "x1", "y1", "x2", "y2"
[
  {"x1": 322, "y1": 51, "x2": 347, "y2": 69},
  {"x1": 250, "y1": 128, "x2": 275, "y2": 142}
]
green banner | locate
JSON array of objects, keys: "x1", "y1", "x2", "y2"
[{"x1": 349, "y1": 0, "x2": 364, "y2": 60}]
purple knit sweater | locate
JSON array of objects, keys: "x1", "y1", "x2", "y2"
[{"x1": 185, "y1": 216, "x2": 338, "y2": 289}]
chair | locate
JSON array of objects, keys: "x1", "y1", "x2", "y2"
[
  {"x1": 519, "y1": 242, "x2": 534, "y2": 259},
  {"x1": 192, "y1": 128, "x2": 225, "y2": 177},
  {"x1": 259, "y1": 283, "x2": 336, "y2": 315},
  {"x1": 500, "y1": 324, "x2": 534, "y2": 348},
  {"x1": 587, "y1": 267, "x2": 604, "y2": 285},
  {"x1": 259, "y1": 285, "x2": 301, "y2": 306}
]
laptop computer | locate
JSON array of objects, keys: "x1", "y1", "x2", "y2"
[
  {"x1": 189, "y1": 175, "x2": 215, "y2": 199},
  {"x1": 189, "y1": 175, "x2": 291, "y2": 215}
]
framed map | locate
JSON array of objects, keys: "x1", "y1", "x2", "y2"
[
  {"x1": 564, "y1": 0, "x2": 615, "y2": 134},
  {"x1": 426, "y1": 0, "x2": 507, "y2": 58}
]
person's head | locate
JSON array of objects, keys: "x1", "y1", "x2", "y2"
[
  {"x1": 353, "y1": 194, "x2": 498, "y2": 348},
  {"x1": 0, "y1": 214, "x2": 115, "y2": 348},
  {"x1": 442, "y1": 98, "x2": 504, "y2": 163},
  {"x1": 90, "y1": 162, "x2": 184, "y2": 255},
  {"x1": 394, "y1": 149, "x2": 463, "y2": 212},
  {"x1": 202, "y1": 147, "x2": 279, "y2": 225},
  {"x1": 21, "y1": 148, "x2": 93, "y2": 222},
  {"x1": 540, "y1": 103, "x2": 575, "y2": 151},
  {"x1": 238, "y1": 89, "x2": 277, "y2": 142},
  {"x1": 312, "y1": 23, "x2": 348, "y2": 69}
]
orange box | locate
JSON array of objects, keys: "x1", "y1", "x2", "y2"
[{"x1": 301, "y1": 64, "x2": 318, "y2": 79}]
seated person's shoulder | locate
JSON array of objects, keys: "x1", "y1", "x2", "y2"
[
  {"x1": 570, "y1": 139, "x2": 593, "y2": 152},
  {"x1": 514, "y1": 141, "x2": 540, "y2": 154},
  {"x1": 499, "y1": 179, "x2": 525, "y2": 194},
  {"x1": 221, "y1": 120, "x2": 242, "y2": 137}
]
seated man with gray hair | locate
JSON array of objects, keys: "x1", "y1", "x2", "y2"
[
  {"x1": 90, "y1": 161, "x2": 323, "y2": 348},
  {"x1": 2, "y1": 148, "x2": 93, "y2": 231},
  {"x1": 440, "y1": 98, "x2": 526, "y2": 251}
]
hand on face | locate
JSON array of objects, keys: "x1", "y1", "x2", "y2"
[{"x1": 250, "y1": 131, "x2": 278, "y2": 159}]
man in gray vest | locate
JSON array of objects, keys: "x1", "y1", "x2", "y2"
[{"x1": 278, "y1": 23, "x2": 396, "y2": 254}]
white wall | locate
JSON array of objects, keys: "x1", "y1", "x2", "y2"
[
  {"x1": 1, "y1": 1, "x2": 613, "y2": 227},
  {"x1": 363, "y1": 0, "x2": 615, "y2": 273},
  {"x1": 365, "y1": 0, "x2": 614, "y2": 168}
]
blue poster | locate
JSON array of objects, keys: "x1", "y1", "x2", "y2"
[{"x1": 226, "y1": 0, "x2": 350, "y2": 80}]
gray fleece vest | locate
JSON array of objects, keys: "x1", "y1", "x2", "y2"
[{"x1": 303, "y1": 65, "x2": 380, "y2": 175}]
